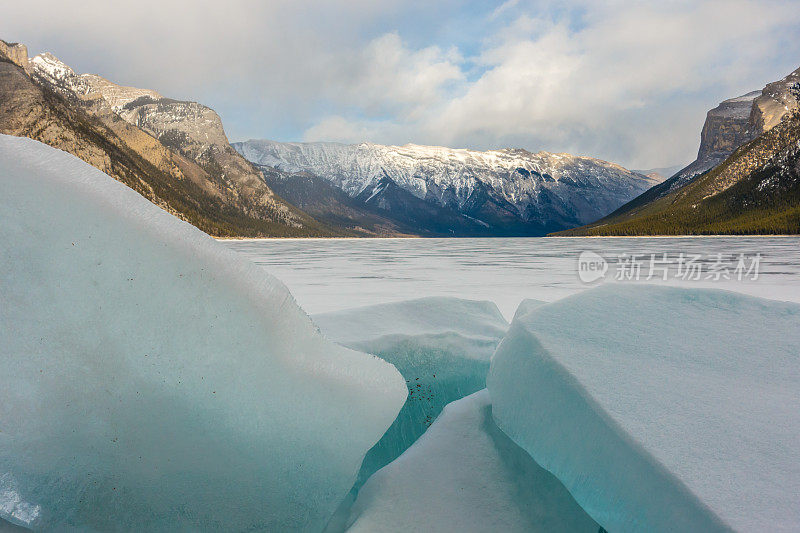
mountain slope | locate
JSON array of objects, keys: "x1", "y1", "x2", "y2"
[
  {"x1": 659, "y1": 66, "x2": 800, "y2": 195},
  {"x1": 256, "y1": 166, "x2": 419, "y2": 236},
  {"x1": 555, "y1": 108, "x2": 800, "y2": 235},
  {"x1": 235, "y1": 140, "x2": 660, "y2": 236},
  {"x1": 556, "y1": 66, "x2": 800, "y2": 236},
  {"x1": 0, "y1": 40, "x2": 338, "y2": 237}
]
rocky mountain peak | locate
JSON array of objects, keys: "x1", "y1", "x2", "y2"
[
  {"x1": 29, "y1": 52, "x2": 162, "y2": 112},
  {"x1": 750, "y1": 66, "x2": 800, "y2": 131},
  {"x1": 118, "y1": 99, "x2": 230, "y2": 157},
  {"x1": 0, "y1": 40, "x2": 29, "y2": 71},
  {"x1": 697, "y1": 90, "x2": 761, "y2": 165},
  {"x1": 26, "y1": 49, "x2": 237, "y2": 164},
  {"x1": 669, "y1": 65, "x2": 800, "y2": 190}
]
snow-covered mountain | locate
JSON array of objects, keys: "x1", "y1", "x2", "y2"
[
  {"x1": 235, "y1": 140, "x2": 661, "y2": 235},
  {"x1": 29, "y1": 52, "x2": 163, "y2": 112}
]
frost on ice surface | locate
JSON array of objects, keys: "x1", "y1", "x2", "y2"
[
  {"x1": 488, "y1": 284, "x2": 800, "y2": 532},
  {"x1": 313, "y1": 297, "x2": 508, "y2": 491},
  {"x1": 0, "y1": 475, "x2": 40, "y2": 530},
  {"x1": 0, "y1": 135, "x2": 406, "y2": 532},
  {"x1": 345, "y1": 390, "x2": 599, "y2": 533}
]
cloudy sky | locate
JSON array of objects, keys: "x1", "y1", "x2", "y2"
[{"x1": 4, "y1": 0, "x2": 800, "y2": 169}]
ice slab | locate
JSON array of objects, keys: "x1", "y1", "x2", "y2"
[
  {"x1": 314, "y1": 297, "x2": 508, "y2": 493},
  {"x1": 314, "y1": 296, "x2": 509, "y2": 350},
  {"x1": 511, "y1": 298, "x2": 547, "y2": 321},
  {"x1": 346, "y1": 390, "x2": 599, "y2": 532},
  {"x1": 0, "y1": 135, "x2": 406, "y2": 532},
  {"x1": 488, "y1": 284, "x2": 800, "y2": 532}
]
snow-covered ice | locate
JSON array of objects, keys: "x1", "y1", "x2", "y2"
[
  {"x1": 511, "y1": 298, "x2": 546, "y2": 321},
  {"x1": 224, "y1": 236, "x2": 800, "y2": 320},
  {"x1": 0, "y1": 135, "x2": 406, "y2": 532},
  {"x1": 313, "y1": 296, "x2": 508, "y2": 351},
  {"x1": 313, "y1": 297, "x2": 507, "y2": 490},
  {"x1": 345, "y1": 390, "x2": 599, "y2": 533},
  {"x1": 488, "y1": 284, "x2": 800, "y2": 532}
]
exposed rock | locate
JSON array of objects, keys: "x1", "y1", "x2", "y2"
[
  {"x1": 24, "y1": 49, "x2": 315, "y2": 230},
  {"x1": 557, "y1": 108, "x2": 800, "y2": 235},
  {"x1": 699, "y1": 91, "x2": 762, "y2": 165},
  {"x1": 672, "y1": 90, "x2": 761, "y2": 186},
  {"x1": 1, "y1": 43, "x2": 332, "y2": 236},
  {"x1": 0, "y1": 40, "x2": 29, "y2": 71},
  {"x1": 119, "y1": 98, "x2": 228, "y2": 152},
  {"x1": 671, "y1": 66, "x2": 800, "y2": 190},
  {"x1": 750, "y1": 66, "x2": 800, "y2": 131}
]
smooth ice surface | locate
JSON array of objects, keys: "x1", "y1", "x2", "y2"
[
  {"x1": 223, "y1": 236, "x2": 800, "y2": 319},
  {"x1": 314, "y1": 297, "x2": 508, "y2": 493},
  {"x1": 0, "y1": 135, "x2": 406, "y2": 532},
  {"x1": 346, "y1": 390, "x2": 599, "y2": 533},
  {"x1": 313, "y1": 296, "x2": 508, "y2": 354},
  {"x1": 511, "y1": 298, "x2": 547, "y2": 321},
  {"x1": 488, "y1": 284, "x2": 800, "y2": 532}
]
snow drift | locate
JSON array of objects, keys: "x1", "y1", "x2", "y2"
[
  {"x1": 0, "y1": 135, "x2": 406, "y2": 532},
  {"x1": 346, "y1": 390, "x2": 599, "y2": 532},
  {"x1": 488, "y1": 284, "x2": 800, "y2": 532}
]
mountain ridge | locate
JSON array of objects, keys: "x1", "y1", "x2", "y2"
[
  {"x1": 235, "y1": 139, "x2": 661, "y2": 236},
  {"x1": 0, "y1": 39, "x2": 344, "y2": 237}
]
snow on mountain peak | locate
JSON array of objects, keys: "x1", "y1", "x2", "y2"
[
  {"x1": 29, "y1": 52, "x2": 162, "y2": 111},
  {"x1": 235, "y1": 139, "x2": 661, "y2": 230}
]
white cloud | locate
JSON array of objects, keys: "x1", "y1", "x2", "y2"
[
  {"x1": 490, "y1": 0, "x2": 521, "y2": 20},
  {"x1": 3, "y1": 0, "x2": 800, "y2": 168},
  {"x1": 330, "y1": 32, "x2": 463, "y2": 118},
  {"x1": 303, "y1": 0, "x2": 800, "y2": 168}
]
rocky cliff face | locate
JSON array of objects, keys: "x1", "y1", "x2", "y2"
[
  {"x1": 115, "y1": 97, "x2": 279, "y2": 218},
  {"x1": 236, "y1": 140, "x2": 661, "y2": 235},
  {"x1": 559, "y1": 72, "x2": 800, "y2": 236},
  {"x1": 0, "y1": 40, "x2": 29, "y2": 71},
  {"x1": 28, "y1": 53, "x2": 161, "y2": 113},
  {"x1": 119, "y1": 98, "x2": 229, "y2": 151},
  {"x1": 670, "y1": 91, "x2": 761, "y2": 188},
  {"x1": 698, "y1": 91, "x2": 761, "y2": 166},
  {"x1": 673, "y1": 67, "x2": 800, "y2": 187},
  {"x1": 26, "y1": 52, "x2": 296, "y2": 224}
]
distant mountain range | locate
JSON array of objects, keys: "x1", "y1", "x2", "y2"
[
  {"x1": 0, "y1": 39, "x2": 662, "y2": 238},
  {"x1": 235, "y1": 140, "x2": 660, "y2": 236},
  {"x1": 3, "y1": 37, "x2": 795, "y2": 237},
  {"x1": 558, "y1": 66, "x2": 800, "y2": 236}
]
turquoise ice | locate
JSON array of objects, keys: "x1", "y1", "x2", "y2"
[
  {"x1": 0, "y1": 135, "x2": 406, "y2": 532},
  {"x1": 346, "y1": 390, "x2": 599, "y2": 532},
  {"x1": 314, "y1": 297, "x2": 507, "y2": 492},
  {"x1": 489, "y1": 284, "x2": 800, "y2": 532}
]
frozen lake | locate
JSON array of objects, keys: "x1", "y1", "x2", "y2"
[{"x1": 222, "y1": 237, "x2": 800, "y2": 319}]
